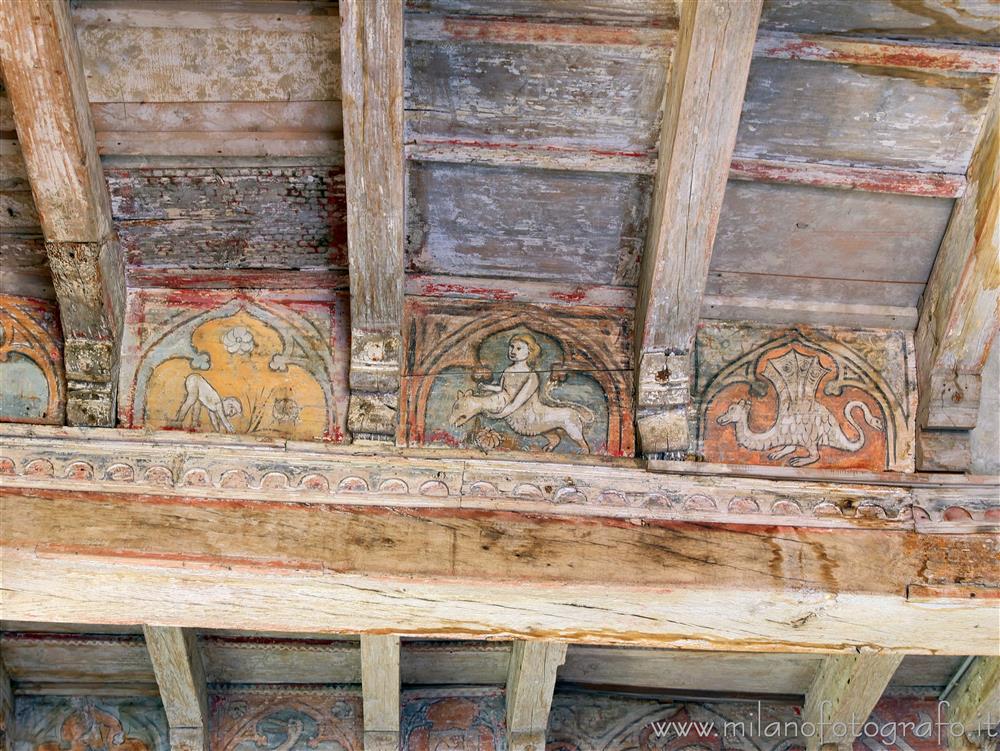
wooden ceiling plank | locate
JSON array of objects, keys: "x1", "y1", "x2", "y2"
[
  {"x1": 340, "y1": 0, "x2": 405, "y2": 444},
  {"x1": 729, "y1": 158, "x2": 966, "y2": 198},
  {"x1": 634, "y1": 0, "x2": 762, "y2": 457},
  {"x1": 915, "y1": 87, "x2": 999, "y2": 471},
  {"x1": 142, "y1": 626, "x2": 208, "y2": 751},
  {"x1": 406, "y1": 14, "x2": 673, "y2": 48},
  {"x1": 755, "y1": 31, "x2": 1000, "y2": 74},
  {"x1": 947, "y1": 657, "x2": 1000, "y2": 751},
  {"x1": 803, "y1": 654, "x2": 904, "y2": 751},
  {"x1": 0, "y1": 0, "x2": 124, "y2": 427},
  {"x1": 360, "y1": 635, "x2": 401, "y2": 751},
  {"x1": 506, "y1": 641, "x2": 567, "y2": 751}
]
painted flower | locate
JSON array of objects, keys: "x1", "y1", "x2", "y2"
[
  {"x1": 272, "y1": 397, "x2": 301, "y2": 423},
  {"x1": 222, "y1": 326, "x2": 254, "y2": 355},
  {"x1": 473, "y1": 426, "x2": 502, "y2": 451}
]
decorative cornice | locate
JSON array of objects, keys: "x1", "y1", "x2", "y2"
[{"x1": 0, "y1": 425, "x2": 996, "y2": 531}]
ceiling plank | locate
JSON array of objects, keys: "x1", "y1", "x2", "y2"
[
  {"x1": 915, "y1": 87, "x2": 999, "y2": 471},
  {"x1": 755, "y1": 31, "x2": 999, "y2": 74},
  {"x1": 803, "y1": 654, "x2": 904, "y2": 751},
  {"x1": 634, "y1": 0, "x2": 762, "y2": 457},
  {"x1": 340, "y1": 0, "x2": 405, "y2": 444},
  {"x1": 0, "y1": 0, "x2": 124, "y2": 427},
  {"x1": 506, "y1": 641, "x2": 566, "y2": 751},
  {"x1": 142, "y1": 626, "x2": 208, "y2": 751},
  {"x1": 360, "y1": 635, "x2": 400, "y2": 751},
  {"x1": 947, "y1": 657, "x2": 1000, "y2": 751}
]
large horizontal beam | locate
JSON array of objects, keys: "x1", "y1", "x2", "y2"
[{"x1": 0, "y1": 430, "x2": 997, "y2": 654}]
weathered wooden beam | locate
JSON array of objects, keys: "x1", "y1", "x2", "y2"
[
  {"x1": 406, "y1": 140, "x2": 655, "y2": 174},
  {"x1": 340, "y1": 0, "x2": 405, "y2": 443},
  {"x1": 142, "y1": 627, "x2": 208, "y2": 751},
  {"x1": 946, "y1": 658, "x2": 1000, "y2": 751},
  {"x1": 0, "y1": 0, "x2": 124, "y2": 427},
  {"x1": 634, "y1": 0, "x2": 762, "y2": 457},
  {"x1": 803, "y1": 654, "x2": 905, "y2": 751},
  {"x1": 406, "y1": 14, "x2": 672, "y2": 48},
  {"x1": 405, "y1": 275, "x2": 636, "y2": 309},
  {"x1": 1, "y1": 463, "x2": 997, "y2": 652},
  {"x1": 729, "y1": 158, "x2": 966, "y2": 198},
  {"x1": 0, "y1": 658, "x2": 12, "y2": 751},
  {"x1": 360, "y1": 636, "x2": 400, "y2": 751},
  {"x1": 755, "y1": 31, "x2": 999, "y2": 75},
  {"x1": 915, "y1": 88, "x2": 999, "y2": 471},
  {"x1": 506, "y1": 641, "x2": 566, "y2": 751}
]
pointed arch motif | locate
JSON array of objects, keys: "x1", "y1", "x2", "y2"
[
  {"x1": 0, "y1": 295, "x2": 65, "y2": 425},
  {"x1": 698, "y1": 328, "x2": 914, "y2": 471}
]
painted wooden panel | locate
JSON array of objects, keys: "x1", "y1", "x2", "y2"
[
  {"x1": 211, "y1": 689, "x2": 362, "y2": 751},
  {"x1": 406, "y1": 1, "x2": 677, "y2": 26},
  {"x1": 0, "y1": 296, "x2": 64, "y2": 426},
  {"x1": 13, "y1": 697, "x2": 168, "y2": 751},
  {"x1": 407, "y1": 163, "x2": 651, "y2": 286},
  {"x1": 405, "y1": 37, "x2": 668, "y2": 153},
  {"x1": 401, "y1": 689, "x2": 504, "y2": 751},
  {"x1": 106, "y1": 167, "x2": 348, "y2": 275},
  {"x1": 118, "y1": 289, "x2": 350, "y2": 442},
  {"x1": 710, "y1": 181, "x2": 954, "y2": 283},
  {"x1": 401, "y1": 298, "x2": 634, "y2": 456},
  {"x1": 695, "y1": 321, "x2": 917, "y2": 471},
  {"x1": 73, "y1": 5, "x2": 341, "y2": 103},
  {"x1": 760, "y1": 0, "x2": 1000, "y2": 45},
  {"x1": 735, "y1": 58, "x2": 995, "y2": 173}
]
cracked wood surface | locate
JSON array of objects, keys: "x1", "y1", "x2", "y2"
[
  {"x1": 634, "y1": 0, "x2": 762, "y2": 456},
  {"x1": 142, "y1": 626, "x2": 208, "y2": 751},
  {"x1": 0, "y1": 478, "x2": 996, "y2": 653}
]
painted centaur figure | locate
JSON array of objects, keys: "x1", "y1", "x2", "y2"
[
  {"x1": 716, "y1": 348, "x2": 884, "y2": 467},
  {"x1": 449, "y1": 333, "x2": 593, "y2": 452}
]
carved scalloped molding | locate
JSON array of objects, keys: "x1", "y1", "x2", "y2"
[{"x1": 0, "y1": 428, "x2": 996, "y2": 531}]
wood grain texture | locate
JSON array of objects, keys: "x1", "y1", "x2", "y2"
[
  {"x1": 142, "y1": 626, "x2": 207, "y2": 751},
  {"x1": 0, "y1": 0, "x2": 124, "y2": 426},
  {"x1": 916, "y1": 88, "x2": 999, "y2": 441},
  {"x1": 506, "y1": 641, "x2": 566, "y2": 751},
  {"x1": 634, "y1": 0, "x2": 762, "y2": 455},
  {"x1": 1, "y1": 477, "x2": 997, "y2": 653},
  {"x1": 803, "y1": 654, "x2": 905, "y2": 750},
  {"x1": 341, "y1": 0, "x2": 405, "y2": 442},
  {"x1": 360, "y1": 635, "x2": 400, "y2": 748},
  {"x1": 946, "y1": 657, "x2": 1000, "y2": 750},
  {"x1": 407, "y1": 162, "x2": 650, "y2": 286},
  {"x1": 759, "y1": 0, "x2": 1000, "y2": 46},
  {"x1": 0, "y1": 0, "x2": 111, "y2": 242},
  {"x1": 735, "y1": 58, "x2": 994, "y2": 174},
  {"x1": 405, "y1": 33, "x2": 668, "y2": 155},
  {"x1": 0, "y1": 632, "x2": 155, "y2": 686},
  {"x1": 405, "y1": 0, "x2": 677, "y2": 27}
]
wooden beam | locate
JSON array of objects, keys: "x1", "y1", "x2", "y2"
[
  {"x1": 406, "y1": 140, "x2": 656, "y2": 175},
  {"x1": 1, "y1": 472, "x2": 997, "y2": 653},
  {"x1": 947, "y1": 658, "x2": 1000, "y2": 751},
  {"x1": 405, "y1": 275, "x2": 636, "y2": 309},
  {"x1": 803, "y1": 654, "x2": 904, "y2": 751},
  {"x1": 0, "y1": 658, "x2": 12, "y2": 751},
  {"x1": 0, "y1": 0, "x2": 124, "y2": 426},
  {"x1": 406, "y1": 15, "x2": 672, "y2": 48},
  {"x1": 729, "y1": 158, "x2": 966, "y2": 199},
  {"x1": 634, "y1": 0, "x2": 762, "y2": 457},
  {"x1": 360, "y1": 636, "x2": 400, "y2": 751},
  {"x1": 755, "y1": 31, "x2": 999, "y2": 75},
  {"x1": 142, "y1": 627, "x2": 208, "y2": 751},
  {"x1": 340, "y1": 0, "x2": 405, "y2": 443},
  {"x1": 915, "y1": 88, "x2": 999, "y2": 470},
  {"x1": 506, "y1": 641, "x2": 566, "y2": 751}
]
